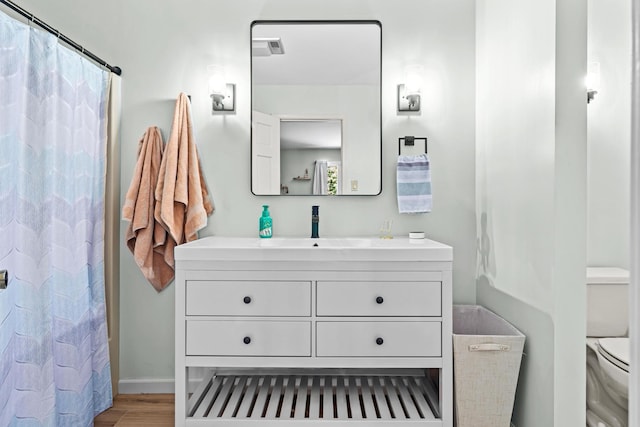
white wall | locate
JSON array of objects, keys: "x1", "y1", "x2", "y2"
[
  {"x1": 12, "y1": 0, "x2": 477, "y2": 388},
  {"x1": 476, "y1": 0, "x2": 587, "y2": 425},
  {"x1": 587, "y1": 0, "x2": 631, "y2": 269},
  {"x1": 476, "y1": 0, "x2": 556, "y2": 309},
  {"x1": 475, "y1": 2, "x2": 556, "y2": 424}
]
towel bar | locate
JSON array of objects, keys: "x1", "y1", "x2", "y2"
[{"x1": 399, "y1": 136, "x2": 428, "y2": 155}]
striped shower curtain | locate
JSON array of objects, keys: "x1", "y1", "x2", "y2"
[{"x1": 0, "y1": 10, "x2": 112, "y2": 426}]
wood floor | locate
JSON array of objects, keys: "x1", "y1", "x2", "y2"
[{"x1": 94, "y1": 394, "x2": 174, "y2": 426}]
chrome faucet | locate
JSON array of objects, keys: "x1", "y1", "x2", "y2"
[{"x1": 311, "y1": 205, "x2": 319, "y2": 238}]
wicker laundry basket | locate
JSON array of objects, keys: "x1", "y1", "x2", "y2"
[{"x1": 452, "y1": 305, "x2": 525, "y2": 427}]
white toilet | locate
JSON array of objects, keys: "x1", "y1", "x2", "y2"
[{"x1": 586, "y1": 267, "x2": 629, "y2": 427}]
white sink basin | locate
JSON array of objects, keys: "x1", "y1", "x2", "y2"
[
  {"x1": 258, "y1": 237, "x2": 373, "y2": 248},
  {"x1": 176, "y1": 236, "x2": 452, "y2": 263}
]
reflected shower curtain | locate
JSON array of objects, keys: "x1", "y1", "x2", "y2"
[
  {"x1": 312, "y1": 160, "x2": 328, "y2": 195},
  {"x1": 0, "y1": 10, "x2": 112, "y2": 426}
]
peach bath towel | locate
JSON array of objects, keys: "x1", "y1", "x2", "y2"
[
  {"x1": 155, "y1": 93, "x2": 214, "y2": 260},
  {"x1": 123, "y1": 127, "x2": 175, "y2": 292}
]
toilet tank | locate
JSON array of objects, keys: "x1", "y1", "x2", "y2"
[{"x1": 587, "y1": 267, "x2": 629, "y2": 337}]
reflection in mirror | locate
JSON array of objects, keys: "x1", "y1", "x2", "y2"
[
  {"x1": 251, "y1": 21, "x2": 381, "y2": 196},
  {"x1": 281, "y1": 119, "x2": 342, "y2": 195}
]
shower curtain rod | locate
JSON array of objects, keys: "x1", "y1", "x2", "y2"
[{"x1": 0, "y1": 0, "x2": 122, "y2": 76}]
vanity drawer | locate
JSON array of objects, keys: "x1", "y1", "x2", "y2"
[
  {"x1": 316, "y1": 321, "x2": 441, "y2": 357},
  {"x1": 316, "y1": 281, "x2": 441, "y2": 316},
  {"x1": 186, "y1": 320, "x2": 311, "y2": 356},
  {"x1": 186, "y1": 280, "x2": 311, "y2": 316}
]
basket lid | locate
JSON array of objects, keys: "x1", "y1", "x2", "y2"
[{"x1": 586, "y1": 267, "x2": 629, "y2": 284}]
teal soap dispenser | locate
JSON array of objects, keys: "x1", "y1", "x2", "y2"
[{"x1": 259, "y1": 205, "x2": 273, "y2": 238}]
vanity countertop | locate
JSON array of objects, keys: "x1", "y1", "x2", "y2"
[{"x1": 175, "y1": 236, "x2": 453, "y2": 262}]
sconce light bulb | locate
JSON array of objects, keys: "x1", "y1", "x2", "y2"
[
  {"x1": 207, "y1": 64, "x2": 235, "y2": 113},
  {"x1": 207, "y1": 64, "x2": 227, "y2": 96},
  {"x1": 404, "y1": 64, "x2": 424, "y2": 95},
  {"x1": 405, "y1": 79, "x2": 421, "y2": 96},
  {"x1": 586, "y1": 62, "x2": 601, "y2": 91},
  {"x1": 209, "y1": 76, "x2": 226, "y2": 96}
]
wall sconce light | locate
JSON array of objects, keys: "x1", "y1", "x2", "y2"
[
  {"x1": 586, "y1": 62, "x2": 600, "y2": 104},
  {"x1": 208, "y1": 65, "x2": 235, "y2": 113},
  {"x1": 398, "y1": 65, "x2": 423, "y2": 112}
]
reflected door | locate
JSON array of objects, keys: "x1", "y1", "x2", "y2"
[{"x1": 252, "y1": 110, "x2": 281, "y2": 195}]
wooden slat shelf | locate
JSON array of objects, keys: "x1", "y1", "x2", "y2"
[{"x1": 187, "y1": 372, "x2": 441, "y2": 425}]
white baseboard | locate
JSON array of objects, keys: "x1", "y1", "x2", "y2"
[
  {"x1": 118, "y1": 373, "x2": 207, "y2": 394},
  {"x1": 118, "y1": 378, "x2": 175, "y2": 394}
]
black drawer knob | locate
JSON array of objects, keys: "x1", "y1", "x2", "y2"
[
  {"x1": 376, "y1": 296, "x2": 384, "y2": 304},
  {"x1": 243, "y1": 336, "x2": 251, "y2": 345},
  {"x1": 376, "y1": 337, "x2": 384, "y2": 345},
  {"x1": 243, "y1": 296, "x2": 252, "y2": 304}
]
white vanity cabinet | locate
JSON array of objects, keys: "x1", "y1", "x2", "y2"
[{"x1": 175, "y1": 237, "x2": 453, "y2": 426}]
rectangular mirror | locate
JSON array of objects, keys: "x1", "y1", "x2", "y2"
[{"x1": 251, "y1": 21, "x2": 382, "y2": 196}]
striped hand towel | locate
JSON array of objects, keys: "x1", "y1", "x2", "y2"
[{"x1": 397, "y1": 154, "x2": 432, "y2": 213}]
